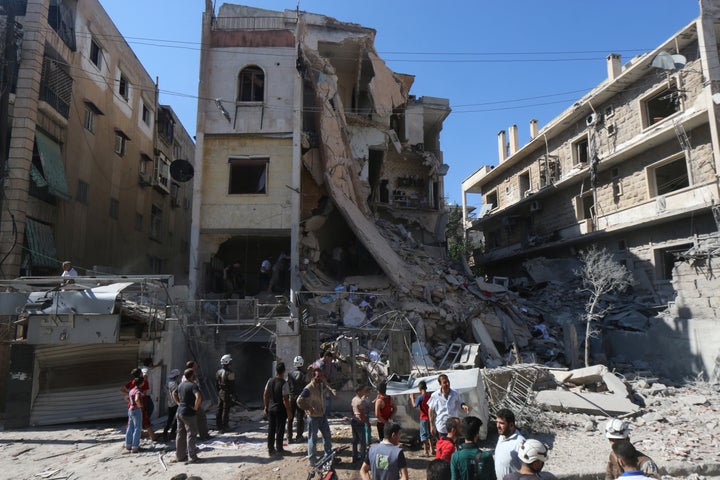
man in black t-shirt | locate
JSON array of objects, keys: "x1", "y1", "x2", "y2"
[
  {"x1": 264, "y1": 362, "x2": 292, "y2": 457},
  {"x1": 287, "y1": 355, "x2": 307, "y2": 444},
  {"x1": 174, "y1": 368, "x2": 203, "y2": 464}
]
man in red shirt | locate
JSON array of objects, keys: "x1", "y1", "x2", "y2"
[
  {"x1": 436, "y1": 416, "x2": 461, "y2": 462},
  {"x1": 411, "y1": 380, "x2": 432, "y2": 456},
  {"x1": 374, "y1": 381, "x2": 396, "y2": 441}
]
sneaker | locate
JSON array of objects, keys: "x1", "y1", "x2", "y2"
[
  {"x1": 131, "y1": 448, "x2": 140, "y2": 453},
  {"x1": 186, "y1": 457, "x2": 203, "y2": 464}
]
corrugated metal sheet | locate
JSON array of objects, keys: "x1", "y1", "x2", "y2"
[{"x1": 30, "y1": 343, "x2": 138, "y2": 426}]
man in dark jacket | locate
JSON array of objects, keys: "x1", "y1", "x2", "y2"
[
  {"x1": 264, "y1": 362, "x2": 291, "y2": 457},
  {"x1": 215, "y1": 354, "x2": 235, "y2": 432}
]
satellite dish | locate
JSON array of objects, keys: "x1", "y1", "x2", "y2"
[
  {"x1": 169, "y1": 159, "x2": 194, "y2": 182},
  {"x1": 651, "y1": 51, "x2": 686, "y2": 71}
]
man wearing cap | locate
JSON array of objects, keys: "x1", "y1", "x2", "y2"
[
  {"x1": 61, "y1": 261, "x2": 77, "y2": 277},
  {"x1": 163, "y1": 368, "x2": 181, "y2": 442},
  {"x1": 309, "y1": 350, "x2": 338, "y2": 416}
]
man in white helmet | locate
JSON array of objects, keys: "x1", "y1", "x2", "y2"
[
  {"x1": 215, "y1": 354, "x2": 235, "y2": 432},
  {"x1": 604, "y1": 418, "x2": 659, "y2": 480},
  {"x1": 503, "y1": 438, "x2": 557, "y2": 480},
  {"x1": 286, "y1": 355, "x2": 307, "y2": 443}
]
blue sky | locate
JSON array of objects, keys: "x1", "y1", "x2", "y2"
[{"x1": 101, "y1": 1, "x2": 700, "y2": 210}]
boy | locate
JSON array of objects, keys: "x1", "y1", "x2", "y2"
[
  {"x1": 411, "y1": 380, "x2": 433, "y2": 456},
  {"x1": 351, "y1": 385, "x2": 371, "y2": 465}
]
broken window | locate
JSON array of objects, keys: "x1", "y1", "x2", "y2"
[
  {"x1": 90, "y1": 38, "x2": 102, "y2": 69},
  {"x1": 48, "y1": 0, "x2": 76, "y2": 50},
  {"x1": 118, "y1": 73, "x2": 129, "y2": 101},
  {"x1": 654, "y1": 243, "x2": 692, "y2": 280},
  {"x1": 114, "y1": 131, "x2": 128, "y2": 156},
  {"x1": 572, "y1": 137, "x2": 589, "y2": 165},
  {"x1": 228, "y1": 157, "x2": 268, "y2": 194},
  {"x1": 519, "y1": 172, "x2": 531, "y2": 198},
  {"x1": 83, "y1": 106, "x2": 95, "y2": 133},
  {"x1": 237, "y1": 66, "x2": 264, "y2": 102},
  {"x1": 142, "y1": 103, "x2": 152, "y2": 126},
  {"x1": 76, "y1": 180, "x2": 88, "y2": 204},
  {"x1": 642, "y1": 83, "x2": 682, "y2": 127},
  {"x1": 538, "y1": 155, "x2": 559, "y2": 187},
  {"x1": 575, "y1": 191, "x2": 594, "y2": 221},
  {"x1": 647, "y1": 154, "x2": 689, "y2": 197},
  {"x1": 486, "y1": 191, "x2": 498, "y2": 211},
  {"x1": 150, "y1": 204, "x2": 163, "y2": 241}
]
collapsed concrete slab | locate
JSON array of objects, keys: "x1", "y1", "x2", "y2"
[{"x1": 535, "y1": 365, "x2": 640, "y2": 416}]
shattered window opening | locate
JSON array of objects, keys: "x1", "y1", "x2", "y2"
[
  {"x1": 647, "y1": 154, "x2": 690, "y2": 197},
  {"x1": 237, "y1": 66, "x2": 264, "y2": 102},
  {"x1": 228, "y1": 157, "x2": 268, "y2": 194}
]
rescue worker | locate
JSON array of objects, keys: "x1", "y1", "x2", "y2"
[
  {"x1": 604, "y1": 418, "x2": 659, "y2": 480},
  {"x1": 287, "y1": 355, "x2": 307, "y2": 443},
  {"x1": 215, "y1": 354, "x2": 236, "y2": 432}
]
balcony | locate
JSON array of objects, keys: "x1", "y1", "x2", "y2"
[{"x1": 40, "y1": 57, "x2": 72, "y2": 118}]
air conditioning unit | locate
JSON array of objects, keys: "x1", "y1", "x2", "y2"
[
  {"x1": 586, "y1": 112, "x2": 601, "y2": 127},
  {"x1": 530, "y1": 200, "x2": 542, "y2": 212}
]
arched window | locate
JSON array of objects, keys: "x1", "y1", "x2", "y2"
[{"x1": 238, "y1": 66, "x2": 264, "y2": 102}]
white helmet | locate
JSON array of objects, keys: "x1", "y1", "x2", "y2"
[
  {"x1": 518, "y1": 439, "x2": 549, "y2": 464},
  {"x1": 293, "y1": 355, "x2": 304, "y2": 367},
  {"x1": 220, "y1": 354, "x2": 232, "y2": 365},
  {"x1": 605, "y1": 418, "x2": 630, "y2": 439}
]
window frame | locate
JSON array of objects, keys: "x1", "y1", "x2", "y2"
[
  {"x1": 640, "y1": 79, "x2": 683, "y2": 128},
  {"x1": 114, "y1": 133, "x2": 126, "y2": 156},
  {"x1": 118, "y1": 73, "x2": 129, "y2": 101},
  {"x1": 518, "y1": 171, "x2": 531, "y2": 198},
  {"x1": 645, "y1": 152, "x2": 690, "y2": 198},
  {"x1": 485, "y1": 190, "x2": 498, "y2": 211},
  {"x1": 76, "y1": 179, "x2": 88, "y2": 204},
  {"x1": 654, "y1": 242, "x2": 693, "y2": 281},
  {"x1": 237, "y1": 65, "x2": 265, "y2": 103},
  {"x1": 571, "y1": 134, "x2": 589, "y2": 166},
  {"x1": 142, "y1": 103, "x2": 151, "y2": 126},
  {"x1": 83, "y1": 106, "x2": 95, "y2": 133},
  {"x1": 89, "y1": 38, "x2": 102, "y2": 69},
  {"x1": 228, "y1": 157, "x2": 269, "y2": 195}
]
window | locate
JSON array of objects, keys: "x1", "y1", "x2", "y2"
[
  {"x1": 118, "y1": 73, "x2": 129, "y2": 100},
  {"x1": 83, "y1": 107, "x2": 95, "y2": 133},
  {"x1": 228, "y1": 157, "x2": 268, "y2": 194},
  {"x1": 109, "y1": 197, "x2": 119, "y2": 219},
  {"x1": 154, "y1": 152, "x2": 171, "y2": 192},
  {"x1": 76, "y1": 180, "x2": 88, "y2": 204},
  {"x1": 575, "y1": 191, "x2": 594, "y2": 220},
  {"x1": 150, "y1": 204, "x2": 163, "y2": 241},
  {"x1": 142, "y1": 103, "x2": 151, "y2": 126},
  {"x1": 135, "y1": 213, "x2": 143, "y2": 232},
  {"x1": 90, "y1": 38, "x2": 102, "y2": 69},
  {"x1": 654, "y1": 243, "x2": 693, "y2": 280},
  {"x1": 170, "y1": 183, "x2": 180, "y2": 207},
  {"x1": 149, "y1": 255, "x2": 163, "y2": 274},
  {"x1": 643, "y1": 84, "x2": 682, "y2": 127},
  {"x1": 237, "y1": 66, "x2": 264, "y2": 102},
  {"x1": 114, "y1": 132, "x2": 127, "y2": 156},
  {"x1": 572, "y1": 136, "x2": 589, "y2": 165},
  {"x1": 485, "y1": 191, "x2": 498, "y2": 210},
  {"x1": 647, "y1": 154, "x2": 689, "y2": 197},
  {"x1": 519, "y1": 172, "x2": 531, "y2": 198}
]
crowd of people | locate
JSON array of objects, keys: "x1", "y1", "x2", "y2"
[{"x1": 119, "y1": 351, "x2": 658, "y2": 480}]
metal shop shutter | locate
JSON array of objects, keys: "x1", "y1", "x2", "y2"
[{"x1": 30, "y1": 343, "x2": 139, "y2": 426}]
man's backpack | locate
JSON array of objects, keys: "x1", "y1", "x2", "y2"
[{"x1": 469, "y1": 449, "x2": 496, "y2": 480}]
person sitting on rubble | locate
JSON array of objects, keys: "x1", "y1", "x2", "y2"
[
  {"x1": 436, "y1": 416, "x2": 461, "y2": 462},
  {"x1": 611, "y1": 439, "x2": 658, "y2": 480},
  {"x1": 604, "y1": 418, "x2": 659, "y2": 480}
]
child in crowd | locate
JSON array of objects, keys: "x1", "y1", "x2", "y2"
[{"x1": 411, "y1": 380, "x2": 433, "y2": 456}]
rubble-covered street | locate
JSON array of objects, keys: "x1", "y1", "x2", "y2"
[{"x1": 2, "y1": 379, "x2": 720, "y2": 480}]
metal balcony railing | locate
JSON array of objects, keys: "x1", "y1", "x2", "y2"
[
  {"x1": 212, "y1": 16, "x2": 293, "y2": 31},
  {"x1": 40, "y1": 57, "x2": 72, "y2": 118}
]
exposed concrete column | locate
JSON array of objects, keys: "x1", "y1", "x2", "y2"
[
  {"x1": 461, "y1": 190, "x2": 469, "y2": 237},
  {"x1": 508, "y1": 124, "x2": 519, "y2": 156},
  {"x1": 288, "y1": 23, "x2": 303, "y2": 335},
  {"x1": 0, "y1": 0, "x2": 49, "y2": 278},
  {"x1": 189, "y1": 7, "x2": 214, "y2": 299},
  {"x1": 497, "y1": 130, "x2": 507, "y2": 163},
  {"x1": 696, "y1": 6, "x2": 720, "y2": 178},
  {"x1": 606, "y1": 53, "x2": 622, "y2": 81}
]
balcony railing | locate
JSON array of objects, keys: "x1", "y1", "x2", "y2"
[
  {"x1": 40, "y1": 57, "x2": 72, "y2": 118},
  {"x1": 212, "y1": 16, "x2": 292, "y2": 31}
]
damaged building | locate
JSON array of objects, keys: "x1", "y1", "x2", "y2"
[
  {"x1": 189, "y1": 3, "x2": 452, "y2": 380},
  {"x1": 461, "y1": 2, "x2": 720, "y2": 381}
]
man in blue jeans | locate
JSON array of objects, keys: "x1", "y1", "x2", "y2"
[{"x1": 296, "y1": 368, "x2": 333, "y2": 465}]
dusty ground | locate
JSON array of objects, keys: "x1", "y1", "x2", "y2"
[{"x1": 2, "y1": 380, "x2": 720, "y2": 480}]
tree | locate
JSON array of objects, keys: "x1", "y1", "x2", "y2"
[
  {"x1": 575, "y1": 246, "x2": 633, "y2": 367},
  {"x1": 445, "y1": 204, "x2": 482, "y2": 275}
]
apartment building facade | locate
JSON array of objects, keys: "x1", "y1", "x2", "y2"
[
  {"x1": 191, "y1": 3, "x2": 450, "y2": 381},
  {"x1": 0, "y1": 0, "x2": 194, "y2": 282}
]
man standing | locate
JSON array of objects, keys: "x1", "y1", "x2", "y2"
[
  {"x1": 360, "y1": 420, "x2": 409, "y2": 480},
  {"x1": 611, "y1": 440, "x2": 657, "y2": 480},
  {"x1": 351, "y1": 385, "x2": 371, "y2": 466},
  {"x1": 428, "y1": 374, "x2": 470, "y2": 439},
  {"x1": 61, "y1": 261, "x2": 78, "y2": 277},
  {"x1": 450, "y1": 416, "x2": 495, "y2": 480},
  {"x1": 604, "y1": 419, "x2": 659, "y2": 480},
  {"x1": 174, "y1": 368, "x2": 203, "y2": 464},
  {"x1": 296, "y1": 368, "x2": 333, "y2": 466},
  {"x1": 162, "y1": 368, "x2": 180, "y2": 442},
  {"x1": 264, "y1": 361, "x2": 291, "y2": 457},
  {"x1": 503, "y1": 439, "x2": 556, "y2": 480},
  {"x1": 287, "y1": 355, "x2": 307, "y2": 444},
  {"x1": 374, "y1": 381, "x2": 397, "y2": 441},
  {"x1": 183, "y1": 360, "x2": 211, "y2": 440},
  {"x1": 494, "y1": 408, "x2": 525, "y2": 480},
  {"x1": 309, "y1": 350, "x2": 338, "y2": 416},
  {"x1": 215, "y1": 354, "x2": 235, "y2": 432},
  {"x1": 436, "y1": 417, "x2": 461, "y2": 462}
]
